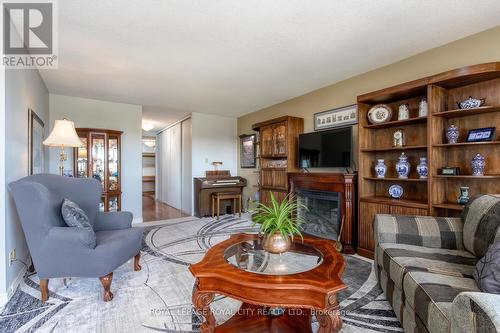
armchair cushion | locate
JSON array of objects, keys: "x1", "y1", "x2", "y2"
[
  {"x1": 374, "y1": 214, "x2": 464, "y2": 250},
  {"x1": 462, "y1": 194, "x2": 500, "y2": 258},
  {"x1": 61, "y1": 198, "x2": 96, "y2": 248}
]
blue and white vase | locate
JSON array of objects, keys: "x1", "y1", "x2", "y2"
[
  {"x1": 446, "y1": 124, "x2": 459, "y2": 144},
  {"x1": 416, "y1": 157, "x2": 428, "y2": 179},
  {"x1": 471, "y1": 154, "x2": 486, "y2": 176},
  {"x1": 375, "y1": 159, "x2": 387, "y2": 178},
  {"x1": 396, "y1": 153, "x2": 410, "y2": 179}
]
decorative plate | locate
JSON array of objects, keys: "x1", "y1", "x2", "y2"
[
  {"x1": 388, "y1": 184, "x2": 404, "y2": 199},
  {"x1": 367, "y1": 104, "x2": 392, "y2": 124}
]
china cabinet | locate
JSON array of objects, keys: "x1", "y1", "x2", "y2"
[
  {"x1": 252, "y1": 116, "x2": 303, "y2": 205},
  {"x1": 74, "y1": 128, "x2": 123, "y2": 212}
]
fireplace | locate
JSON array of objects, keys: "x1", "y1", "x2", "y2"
[
  {"x1": 297, "y1": 189, "x2": 341, "y2": 241},
  {"x1": 288, "y1": 172, "x2": 356, "y2": 254}
]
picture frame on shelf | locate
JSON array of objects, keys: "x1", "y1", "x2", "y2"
[
  {"x1": 465, "y1": 127, "x2": 496, "y2": 142},
  {"x1": 314, "y1": 104, "x2": 357, "y2": 131},
  {"x1": 441, "y1": 167, "x2": 460, "y2": 176},
  {"x1": 28, "y1": 108, "x2": 45, "y2": 175},
  {"x1": 239, "y1": 134, "x2": 256, "y2": 168}
]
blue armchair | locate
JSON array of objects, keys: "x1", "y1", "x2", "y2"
[{"x1": 9, "y1": 174, "x2": 143, "y2": 302}]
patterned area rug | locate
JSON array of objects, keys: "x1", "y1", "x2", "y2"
[{"x1": 0, "y1": 215, "x2": 402, "y2": 332}]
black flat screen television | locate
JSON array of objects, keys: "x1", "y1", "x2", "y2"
[{"x1": 298, "y1": 127, "x2": 352, "y2": 168}]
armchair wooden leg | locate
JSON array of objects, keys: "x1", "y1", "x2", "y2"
[
  {"x1": 40, "y1": 279, "x2": 49, "y2": 303},
  {"x1": 99, "y1": 272, "x2": 114, "y2": 302},
  {"x1": 134, "y1": 252, "x2": 142, "y2": 271}
]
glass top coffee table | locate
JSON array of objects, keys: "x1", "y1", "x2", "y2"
[
  {"x1": 224, "y1": 239, "x2": 323, "y2": 275},
  {"x1": 189, "y1": 233, "x2": 346, "y2": 333}
]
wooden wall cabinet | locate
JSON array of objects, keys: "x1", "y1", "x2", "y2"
[
  {"x1": 74, "y1": 128, "x2": 123, "y2": 212},
  {"x1": 252, "y1": 116, "x2": 304, "y2": 205},
  {"x1": 357, "y1": 62, "x2": 500, "y2": 258}
]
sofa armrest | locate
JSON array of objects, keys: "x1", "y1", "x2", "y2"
[
  {"x1": 94, "y1": 211, "x2": 133, "y2": 231},
  {"x1": 451, "y1": 292, "x2": 500, "y2": 333},
  {"x1": 374, "y1": 214, "x2": 464, "y2": 250}
]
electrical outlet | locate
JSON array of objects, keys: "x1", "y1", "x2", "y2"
[{"x1": 9, "y1": 248, "x2": 16, "y2": 266}]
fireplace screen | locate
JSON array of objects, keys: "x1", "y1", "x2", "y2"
[{"x1": 297, "y1": 189, "x2": 341, "y2": 241}]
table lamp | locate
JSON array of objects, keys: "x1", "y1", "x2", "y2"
[{"x1": 43, "y1": 118, "x2": 84, "y2": 175}]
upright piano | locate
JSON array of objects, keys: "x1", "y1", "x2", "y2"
[{"x1": 194, "y1": 171, "x2": 247, "y2": 217}]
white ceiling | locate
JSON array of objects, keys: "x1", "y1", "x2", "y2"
[
  {"x1": 41, "y1": 0, "x2": 500, "y2": 125},
  {"x1": 141, "y1": 105, "x2": 190, "y2": 135}
]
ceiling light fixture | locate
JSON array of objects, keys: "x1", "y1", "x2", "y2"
[{"x1": 142, "y1": 121, "x2": 154, "y2": 132}]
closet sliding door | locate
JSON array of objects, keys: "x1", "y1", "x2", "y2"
[{"x1": 181, "y1": 118, "x2": 192, "y2": 214}]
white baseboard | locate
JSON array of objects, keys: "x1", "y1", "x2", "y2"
[
  {"x1": 0, "y1": 257, "x2": 31, "y2": 308},
  {"x1": 132, "y1": 217, "x2": 143, "y2": 224}
]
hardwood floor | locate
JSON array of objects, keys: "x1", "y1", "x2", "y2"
[{"x1": 142, "y1": 193, "x2": 189, "y2": 222}]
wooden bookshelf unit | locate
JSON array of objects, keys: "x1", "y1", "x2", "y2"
[{"x1": 357, "y1": 63, "x2": 500, "y2": 258}]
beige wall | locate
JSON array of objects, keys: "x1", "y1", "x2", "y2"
[{"x1": 237, "y1": 26, "x2": 500, "y2": 203}]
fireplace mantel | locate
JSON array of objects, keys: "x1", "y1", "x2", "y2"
[{"x1": 288, "y1": 172, "x2": 357, "y2": 254}]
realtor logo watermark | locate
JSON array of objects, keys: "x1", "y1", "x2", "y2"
[{"x1": 2, "y1": 0, "x2": 58, "y2": 68}]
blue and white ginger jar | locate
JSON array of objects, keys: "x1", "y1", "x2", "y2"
[
  {"x1": 471, "y1": 154, "x2": 486, "y2": 176},
  {"x1": 396, "y1": 153, "x2": 410, "y2": 179},
  {"x1": 416, "y1": 157, "x2": 428, "y2": 179},
  {"x1": 375, "y1": 159, "x2": 387, "y2": 178}
]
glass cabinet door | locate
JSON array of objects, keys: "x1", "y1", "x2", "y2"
[
  {"x1": 91, "y1": 134, "x2": 106, "y2": 190},
  {"x1": 108, "y1": 136, "x2": 120, "y2": 191},
  {"x1": 108, "y1": 196, "x2": 119, "y2": 212},
  {"x1": 75, "y1": 136, "x2": 88, "y2": 178},
  {"x1": 99, "y1": 197, "x2": 105, "y2": 212}
]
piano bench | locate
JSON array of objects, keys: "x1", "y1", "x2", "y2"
[{"x1": 211, "y1": 192, "x2": 242, "y2": 220}]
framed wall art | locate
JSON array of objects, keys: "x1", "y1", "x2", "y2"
[
  {"x1": 314, "y1": 104, "x2": 357, "y2": 131},
  {"x1": 28, "y1": 108, "x2": 45, "y2": 175},
  {"x1": 239, "y1": 134, "x2": 256, "y2": 168}
]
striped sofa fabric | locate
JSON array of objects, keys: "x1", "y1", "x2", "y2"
[{"x1": 374, "y1": 194, "x2": 500, "y2": 333}]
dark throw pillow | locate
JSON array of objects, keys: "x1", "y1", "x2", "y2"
[
  {"x1": 61, "y1": 198, "x2": 96, "y2": 248},
  {"x1": 473, "y1": 242, "x2": 500, "y2": 294}
]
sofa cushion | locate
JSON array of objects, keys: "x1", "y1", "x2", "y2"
[
  {"x1": 377, "y1": 242, "x2": 477, "y2": 289},
  {"x1": 462, "y1": 194, "x2": 500, "y2": 257},
  {"x1": 61, "y1": 198, "x2": 96, "y2": 248},
  {"x1": 403, "y1": 271, "x2": 480, "y2": 333},
  {"x1": 474, "y1": 242, "x2": 500, "y2": 293}
]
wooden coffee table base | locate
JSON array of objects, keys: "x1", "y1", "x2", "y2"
[
  {"x1": 190, "y1": 234, "x2": 346, "y2": 333},
  {"x1": 193, "y1": 287, "x2": 342, "y2": 333}
]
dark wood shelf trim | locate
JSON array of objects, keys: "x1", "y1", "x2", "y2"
[
  {"x1": 363, "y1": 177, "x2": 427, "y2": 182},
  {"x1": 142, "y1": 153, "x2": 155, "y2": 157},
  {"x1": 261, "y1": 167, "x2": 287, "y2": 171},
  {"x1": 433, "y1": 174, "x2": 500, "y2": 179},
  {"x1": 260, "y1": 154, "x2": 287, "y2": 159},
  {"x1": 363, "y1": 117, "x2": 427, "y2": 129},
  {"x1": 432, "y1": 105, "x2": 500, "y2": 118},
  {"x1": 433, "y1": 203, "x2": 465, "y2": 211},
  {"x1": 360, "y1": 196, "x2": 428, "y2": 209},
  {"x1": 433, "y1": 141, "x2": 500, "y2": 147},
  {"x1": 360, "y1": 145, "x2": 427, "y2": 152}
]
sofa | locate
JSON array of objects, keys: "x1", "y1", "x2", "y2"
[{"x1": 374, "y1": 194, "x2": 500, "y2": 333}]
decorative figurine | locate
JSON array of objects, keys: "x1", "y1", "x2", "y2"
[
  {"x1": 419, "y1": 97, "x2": 428, "y2": 117},
  {"x1": 396, "y1": 152, "x2": 410, "y2": 179},
  {"x1": 398, "y1": 103, "x2": 410, "y2": 120},
  {"x1": 389, "y1": 184, "x2": 404, "y2": 199},
  {"x1": 457, "y1": 96, "x2": 486, "y2": 109},
  {"x1": 416, "y1": 157, "x2": 428, "y2": 179},
  {"x1": 393, "y1": 129, "x2": 405, "y2": 147},
  {"x1": 457, "y1": 186, "x2": 470, "y2": 205},
  {"x1": 375, "y1": 159, "x2": 387, "y2": 178},
  {"x1": 471, "y1": 153, "x2": 486, "y2": 176},
  {"x1": 446, "y1": 124, "x2": 459, "y2": 144}
]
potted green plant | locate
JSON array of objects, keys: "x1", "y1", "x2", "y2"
[{"x1": 251, "y1": 193, "x2": 306, "y2": 254}]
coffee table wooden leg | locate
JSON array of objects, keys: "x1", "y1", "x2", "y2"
[
  {"x1": 316, "y1": 296, "x2": 342, "y2": 333},
  {"x1": 193, "y1": 284, "x2": 215, "y2": 333}
]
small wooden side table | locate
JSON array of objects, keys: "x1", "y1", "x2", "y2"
[{"x1": 212, "y1": 192, "x2": 242, "y2": 220}]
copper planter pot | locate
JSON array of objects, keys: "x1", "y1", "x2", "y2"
[{"x1": 262, "y1": 232, "x2": 292, "y2": 254}]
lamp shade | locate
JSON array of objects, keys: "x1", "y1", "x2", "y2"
[{"x1": 43, "y1": 119, "x2": 84, "y2": 147}]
